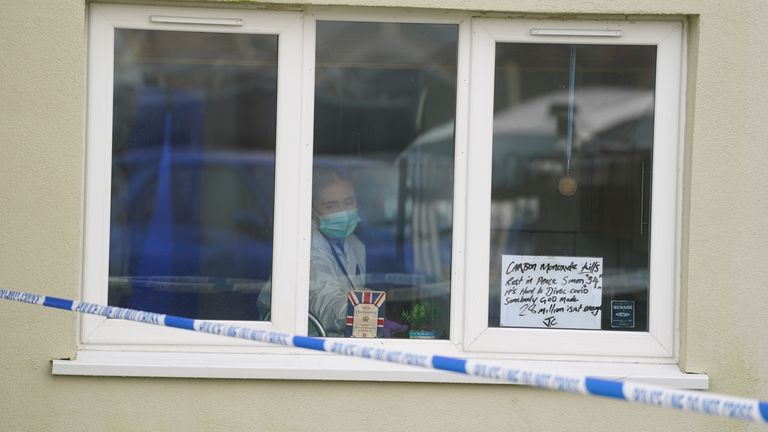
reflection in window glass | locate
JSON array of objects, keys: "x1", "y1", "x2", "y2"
[
  {"x1": 309, "y1": 21, "x2": 458, "y2": 338},
  {"x1": 489, "y1": 44, "x2": 656, "y2": 331},
  {"x1": 108, "y1": 30, "x2": 278, "y2": 320}
]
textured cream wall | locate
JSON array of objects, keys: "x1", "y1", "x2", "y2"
[{"x1": 1, "y1": 0, "x2": 767, "y2": 431}]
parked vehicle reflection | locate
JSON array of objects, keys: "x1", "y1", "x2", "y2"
[{"x1": 401, "y1": 86, "x2": 655, "y2": 330}]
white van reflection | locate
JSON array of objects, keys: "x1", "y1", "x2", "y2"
[{"x1": 400, "y1": 86, "x2": 654, "y2": 329}]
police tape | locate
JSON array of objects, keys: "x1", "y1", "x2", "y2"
[{"x1": 2, "y1": 289, "x2": 767, "y2": 424}]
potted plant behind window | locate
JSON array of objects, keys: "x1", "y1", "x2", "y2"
[{"x1": 401, "y1": 300, "x2": 437, "y2": 339}]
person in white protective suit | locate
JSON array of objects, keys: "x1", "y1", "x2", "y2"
[
  {"x1": 257, "y1": 170, "x2": 406, "y2": 337},
  {"x1": 308, "y1": 170, "x2": 367, "y2": 335},
  {"x1": 255, "y1": 171, "x2": 361, "y2": 332}
]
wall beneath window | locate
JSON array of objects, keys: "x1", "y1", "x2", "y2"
[{"x1": 1, "y1": 0, "x2": 767, "y2": 430}]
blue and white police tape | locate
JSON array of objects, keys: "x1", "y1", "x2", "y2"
[{"x1": 2, "y1": 289, "x2": 767, "y2": 424}]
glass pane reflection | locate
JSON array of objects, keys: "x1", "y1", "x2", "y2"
[
  {"x1": 108, "y1": 30, "x2": 278, "y2": 320},
  {"x1": 489, "y1": 44, "x2": 656, "y2": 331},
  {"x1": 309, "y1": 21, "x2": 458, "y2": 338}
]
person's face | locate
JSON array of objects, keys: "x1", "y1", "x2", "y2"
[{"x1": 314, "y1": 180, "x2": 357, "y2": 217}]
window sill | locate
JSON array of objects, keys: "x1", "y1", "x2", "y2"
[{"x1": 53, "y1": 350, "x2": 708, "y2": 390}]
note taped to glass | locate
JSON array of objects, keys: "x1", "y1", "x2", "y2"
[{"x1": 500, "y1": 255, "x2": 603, "y2": 330}]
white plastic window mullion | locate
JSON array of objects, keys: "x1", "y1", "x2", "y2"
[
  {"x1": 289, "y1": 13, "x2": 318, "y2": 336},
  {"x1": 462, "y1": 19, "x2": 497, "y2": 351},
  {"x1": 447, "y1": 18, "x2": 472, "y2": 347},
  {"x1": 269, "y1": 14, "x2": 305, "y2": 334}
]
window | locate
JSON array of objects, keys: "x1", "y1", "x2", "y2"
[
  {"x1": 83, "y1": 5, "x2": 302, "y2": 345},
  {"x1": 464, "y1": 19, "x2": 682, "y2": 357},
  {"x1": 77, "y1": 5, "x2": 686, "y2": 379}
]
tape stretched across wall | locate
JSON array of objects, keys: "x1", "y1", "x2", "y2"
[{"x1": 1, "y1": 289, "x2": 767, "y2": 425}]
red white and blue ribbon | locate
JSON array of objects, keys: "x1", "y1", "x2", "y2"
[{"x1": 1, "y1": 289, "x2": 767, "y2": 425}]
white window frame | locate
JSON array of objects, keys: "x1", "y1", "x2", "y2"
[
  {"x1": 83, "y1": 4, "x2": 304, "y2": 348},
  {"x1": 71, "y1": 4, "x2": 697, "y2": 387},
  {"x1": 83, "y1": 4, "x2": 472, "y2": 355},
  {"x1": 463, "y1": 19, "x2": 684, "y2": 358}
]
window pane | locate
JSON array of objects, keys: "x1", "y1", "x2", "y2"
[
  {"x1": 108, "y1": 29, "x2": 278, "y2": 320},
  {"x1": 309, "y1": 21, "x2": 458, "y2": 338},
  {"x1": 489, "y1": 44, "x2": 656, "y2": 331}
]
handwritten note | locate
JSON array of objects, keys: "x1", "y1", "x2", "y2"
[{"x1": 500, "y1": 255, "x2": 603, "y2": 329}]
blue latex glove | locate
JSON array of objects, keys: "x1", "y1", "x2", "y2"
[{"x1": 382, "y1": 318, "x2": 408, "y2": 338}]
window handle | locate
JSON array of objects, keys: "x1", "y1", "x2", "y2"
[
  {"x1": 640, "y1": 160, "x2": 650, "y2": 236},
  {"x1": 149, "y1": 15, "x2": 244, "y2": 26}
]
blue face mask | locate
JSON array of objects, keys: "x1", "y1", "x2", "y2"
[{"x1": 317, "y1": 208, "x2": 361, "y2": 239}]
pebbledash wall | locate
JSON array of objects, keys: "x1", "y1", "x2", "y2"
[{"x1": 1, "y1": 0, "x2": 767, "y2": 431}]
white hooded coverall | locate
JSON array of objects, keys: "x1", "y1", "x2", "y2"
[
  {"x1": 309, "y1": 226, "x2": 366, "y2": 335},
  {"x1": 256, "y1": 226, "x2": 366, "y2": 336}
]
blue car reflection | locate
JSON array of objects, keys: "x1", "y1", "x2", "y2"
[{"x1": 107, "y1": 149, "x2": 426, "y2": 320}]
